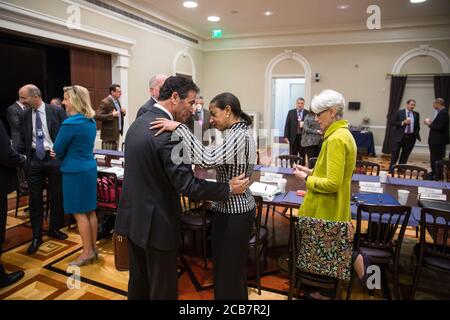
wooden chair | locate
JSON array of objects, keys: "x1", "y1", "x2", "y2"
[
  {"x1": 249, "y1": 196, "x2": 268, "y2": 294},
  {"x1": 353, "y1": 204, "x2": 411, "y2": 300},
  {"x1": 435, "y1": 159, "x2": 450, "y2": 182},
  {"x1": 308, "y1": 157, "x2": 318, "y2": 169},
  {"x1": 180, "y1": 197, "x2": 211, "y2": 269},
  {"x1": 410, "y1": 208, "x2": 450, "y2": 299},
  {"x1": 355, "y1": 160, "x2": 380, "y2": 176},
  {"x1": 275, "y1": 155, "x2": 304, "y2": 168},
  {"x1": 288, "y1": 216, "x2": 347, "y2": 300},
  {"x1": 391, "y1": 164, "x2": 427, "y2": 180}
]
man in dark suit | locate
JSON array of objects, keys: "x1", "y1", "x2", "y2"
[
  {"x1": 17, "y1": 84, "x2": 68, "y2": 254},
  {"x1": 284, "y1": 97, "x2": 309, "y2": 160},
  {"x1": 389, "y1": 99, "x2": 421, "y2": 172},
  {"x1": 6, "y1": 100, "x2": 27, "y2": 150},
  {"x1": 424, "y1": 98, "x2": 449, "y2": 180},
  {"x1": 185, "y1": 96, "x2": 214, "y2": 146},
  {"x1": 114, "y1": 76, "x2": 249, "y2": 300},
  {"x1": 0, "y1": 120, "x2": 26, "y2": 289},
  {"x1": 96, "y1": 84, "x2": 126, "y2": 150},
  {"x1": 135, "y1": 74, "x2": 167, "y2": 120}
]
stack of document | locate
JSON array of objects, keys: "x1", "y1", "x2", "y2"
[{"x1": 250, "y1": 182, "x2": 281, "y2": 201}]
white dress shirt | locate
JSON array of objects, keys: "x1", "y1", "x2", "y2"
[
  {"x1": 154, "y1": 103, "x2": 174, "y2": 120},
  {"x1": 32, "y1": 102, "x2": 53, "y2": 150}
]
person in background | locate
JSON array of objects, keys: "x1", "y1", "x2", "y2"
[
  {"x1": 7, "y1": 98, "x2": 27, "y2": 150},
  {"x1": 301, "y1": 108, "x2": 323, "y2": 165},
  {"x1": 96, "y1": 84, "x2": 126, "y2": 150},
  {"x1": 50, "y1": 97, "x2": 62, "y2": 107},
  {"x1": 0, "y1": 120, "x2": 26, "y2": 289},
  {"x1": 424, "y1": 98, "x2": 449, "y2": 180},
  {"x1": 293, "y1": 89, "x2": 369, "y2": 300},
  {"x1": 151, "y1": 92, "x2": 257, "y2": 300},
  {"x1": 186, "y1": 95, "x2": 214, "y2": 146},
  {"x1": 115, "y1": 76, "x2": 249, "y2": 300},
  {"x1": 284, "y1": 97, "x2": 309, "y2": 161},
  {"x1": 17, "y1": 84, "x2": 68, "y2": 254},
  {"x1": 135, "y1": 74, "x2": 168, "y2": 119},
  {"x1": 53, "y1": 85, "x2": 98, "y2": 266},
  {"x1": 389, "y1": 99, "x2": 421, "y2": 172}
]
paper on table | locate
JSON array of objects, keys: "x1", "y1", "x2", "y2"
[
  {"x1": 418, "y1": 187, "x2": 442, "y2": 195},
  {"x1": 359, "y1": 181, "x2": 381, "y2": 188},
  {"x1": 420, "y1": 193, "x2": 447, "y2": 201},
  {"x1": 359, "y1": 186, "x2": 383, "y2": 194},
  {"x1": 250, "y1": 182, "x2": 280, "y2": 201},
  {"x1": 99, "y1": 166, "x2": 124, "y2": 178}
]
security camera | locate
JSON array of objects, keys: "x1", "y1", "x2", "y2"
[{"x1": 314, "y1": 73, "x2": 320, "y2": 82}]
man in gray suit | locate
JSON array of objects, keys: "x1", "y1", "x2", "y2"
[
  {"x1": 135, "y1": 74, "x2": 167, "y2": 120},
  {"x1": 186, "y1": 96, "x2": 214, "y2": 146},
  {"x1": 7, "y1": 99, "x2": 27, "y2": 150}
]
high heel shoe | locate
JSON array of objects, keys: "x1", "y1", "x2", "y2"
[
  {"x1": 69, "y1": 252, "x2": 96, "y2": 267},
  {"x1": 93, "y1": 246, "x2": 99, "y2": 260}
]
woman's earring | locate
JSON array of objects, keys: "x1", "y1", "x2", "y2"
[{"x1": 227, "y1": 114, "x2": 230, "y2": 118}]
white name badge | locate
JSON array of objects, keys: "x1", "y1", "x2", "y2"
[
  {"x1": 359, "y1": 186, "x2": 384, "y2": 194},
  {"x1": 418, "y1": 187, "x2": 443, "y2": 195},
  {"x1": 359, "y1": 182, "x2": 381, "y2": 188}
]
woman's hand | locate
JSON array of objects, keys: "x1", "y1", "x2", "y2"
[
  {"x1": 49, "y1": 149, "x2": 56, "y2": 159},
  {"x1": 150, "y1": 118, "x2": 181, "y2": 136},
  {"x1": 294, "y1": 164, "x2": 312, "y2": 175},
  {"x1": 293, "y1": 167, "x2": 308, "y2": 181}
]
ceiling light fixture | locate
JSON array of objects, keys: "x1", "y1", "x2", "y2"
[
  {"x1": 264, "y1": 11, "x2": 273, "y2": 16},
  {"x1": 337, "y1": 4, "x2": 350, "y2": 10},
  {"x1": 207, "y1": 16, "x2": 220, "y2": 22},
  {"x1": 183, "y1": 1, "x2": 198, "y2": 8},
  {"x1": 410, "y1": 0, "x2": 427, "y2": 3}
]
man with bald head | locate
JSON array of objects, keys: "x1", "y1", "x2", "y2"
[
  {"x1": 17, "y1": 84, "x2": 68, "y2": 254},
  {"x1": 135, "y1": 74, "x2": 168, "y2": 119}
]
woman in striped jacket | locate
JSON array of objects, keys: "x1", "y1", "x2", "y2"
[{"x1": 151, "y1": 92, "x2": 257, "y2": 300}]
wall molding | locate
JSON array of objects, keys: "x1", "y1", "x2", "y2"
[
  {"x1": 392, "y1": 45, "x2": 450, "y2": 73},
  {"x1": 264, "y1": 50, "x2": 311, "y2": 130},
  {"x1": 173, "y1": 48, "x2": 196, "y2": 81}
]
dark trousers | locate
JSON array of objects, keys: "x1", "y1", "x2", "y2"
[
  {"x1": 28, "y1": 153, "x2": 64, "y2": 238},
  {"x1": 290, "y1": 134, "x2": 305, "y2": 162},
  {"x1": 389, "y1": 134, "x2": 417, "y2": 172},
  {"x1": 212, "y1": 209, "x2": 255, "y2": 300},
  {"x1": 429, "y1": 144, "x2": 447, "y2": 177},
  {"x1": 304, "y1": 145, "x2": 321, "y2": 162},
  {"x1": 127, "y1": 239, "x2": 178, "y2": 300},
  {"x1": 0, "y1": 194, "x2": 7, "y2": 258}
]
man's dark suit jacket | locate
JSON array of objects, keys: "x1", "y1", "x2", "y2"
[
  {"x1": 0, "y1": 120, "x2": 25, "y2": 195},
  {"x1": 284, "y1": 108, "x2": 309, "y2": 143},
  {"x1": 17, "y1": 104, "x2": 68, "y2": 167},
  {"x1": 115, "y1": 107, "x2": 230, "y2": 250},
  {"x1": 428, "y1": 108, "x2": 450, "y2": 146},
  {"x1": 96, "y1": 96, "x2": 125, "y2": 140},
  {"x1": 135, "y1": 97, "x2": 157, "y2": 120},
  {"x1": 391, "y1": 109, "x2": 421, "y2": 143},
  {"x1": 6, "y1": 102, "x2": 25, "y2": 149},
  {"x1": 185, "y1": 108, "x2": 213, "y2": 146}
]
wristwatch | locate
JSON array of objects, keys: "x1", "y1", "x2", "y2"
[{"x1": 305, "y1": 174, "x2": 309, "y2": 182}]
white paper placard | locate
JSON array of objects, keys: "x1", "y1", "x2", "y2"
[
  {"x1": 359, "y1": 182, "x2": 381, "y2": 188},
  {"x1": 420, "y1": 193, "x2": 447, "y2": 201},
  {"x1": 205, "y1": 179, "x2": 217, "y2": 182},
  {"x1": 418, "y1": 187, "x2": 442, "y2": 195},
  {"x1": 359, "y1": 186, "x2": 384, "y2": 194}
]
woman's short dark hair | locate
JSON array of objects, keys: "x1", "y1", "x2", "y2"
[
  {"x1": 159, "y1": 76, "x2": 199, "y2": 101},
  {"x1": 210, "y1": 92, "x2": 252, "y2": 126}
]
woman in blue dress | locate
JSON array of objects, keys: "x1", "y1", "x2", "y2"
[{"x1": 53, "y1": 85, "x2": 98, "y2": 266}]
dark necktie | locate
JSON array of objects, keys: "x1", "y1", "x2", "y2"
[
  {"x1": 407, "y1": 111, "x2": 412, "y2": 134},
  {"x1": 35, "y1": 110, "x2": 46, "y2": 160}
]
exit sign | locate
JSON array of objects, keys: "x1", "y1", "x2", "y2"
[{"x1": 211, "y1": 29, "x2": 223, "y2": 38}]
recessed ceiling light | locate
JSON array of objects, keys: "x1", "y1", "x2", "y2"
[
  {"x1": 183, "y1": 1, "x2": 198, "y2": 8},
  {"x1": 207, "y1": 16, "x2": 220, "y2": 22},
  {"x1": 264, "y1": 11, "x2": 273, "y2": 16},
  {"x1": 337, "y1": 4, "x2": 350, "y2": 10},
  {"x1": 410, "y1": 0, "x2": 426, "y2": 3}
]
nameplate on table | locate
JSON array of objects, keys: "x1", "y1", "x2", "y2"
[
  {"x1": 359, "y1": 182, "x2": 381, "y2": 188},
  {"x1": 418, "y1": 187, "x2": 442, "y2": 195},
  {"x1": 420, "y1": 193, "x2": 447, "y2": 201},
  {"x1": 359, "y1": 186, "x2": 383, "y2": 194}
]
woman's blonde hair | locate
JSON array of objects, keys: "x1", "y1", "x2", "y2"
[{"x1": 63, "y1": 85, "x2": 95, "y2": 118}]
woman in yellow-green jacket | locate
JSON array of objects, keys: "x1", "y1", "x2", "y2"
[{"x1": 294, "y1": 90, "x2": 369, "y2": 300}]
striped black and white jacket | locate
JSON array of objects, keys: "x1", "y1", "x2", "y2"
[{"x1": 174, "y1": 121, "x2": 256, "y2": 214}]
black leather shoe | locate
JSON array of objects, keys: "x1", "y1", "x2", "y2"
[
  {"x1": 27, "y1": 237, "x2": 43, "y2": 254},
  {"x1": 47, "y1": 229, "x2": 68, "y2": 240},
  {"x1": 0, "y1": 270, "x2": 25, "y2": 289}
]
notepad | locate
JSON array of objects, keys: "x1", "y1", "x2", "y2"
[{"x1": 250, "y1": 182, "x2": 281, "y2": 201}]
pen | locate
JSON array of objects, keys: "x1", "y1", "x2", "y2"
[{"x1": 265, "y1": 185, "x2": 267, "y2": 191}]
